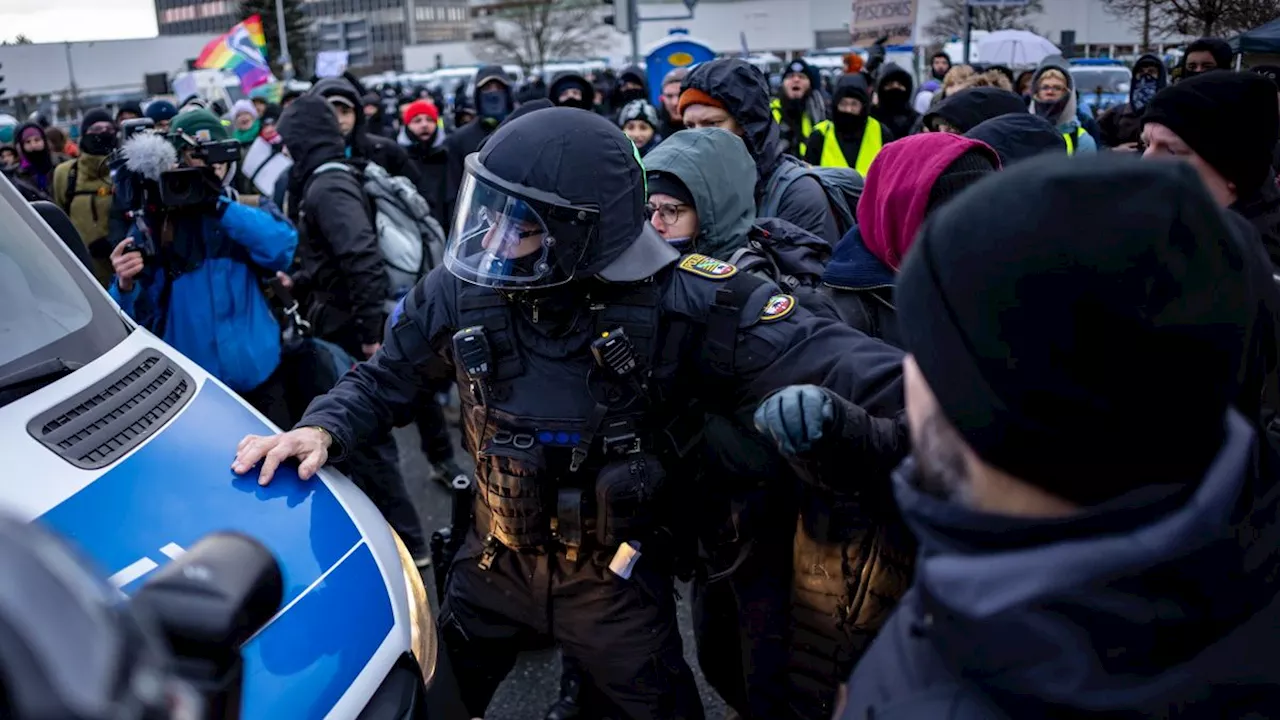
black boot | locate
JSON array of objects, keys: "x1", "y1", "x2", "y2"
[{"x1": 544, "y1": 664, "x2": 583, "y2": 720}]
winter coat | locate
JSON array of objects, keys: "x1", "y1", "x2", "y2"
[
  {"x1": 1233, "y1": 172, "x2": 1280, "y2": 269},
  {"x1": 1097, "y1": 54, "x2": 1168, "y2": 148},
  {"x1": 52, "y1": 153, "x2": 117, "y2": 285},
  {"x1": 840, "y1": 411, "x2": 1280, "y2": 719},
  {"x1": 964, "y1": 113, "x2": 1067, "y2": 166},
  {"x1": 922, "y1": 87, "x2": 1028, "y2": 134},
  {"x1": 13, "y1": 122, "x2": 66, "y2": 197},
  {"x1": 443, "y1": 64, "x2": 513, "y2": 223},
  {"x1": 803, "y1": 73, "x2": 893, "y2": 171},
  {"x1": 278, "y1": 96, "x2": 389, "y2": 355},
  {"x1": 869, "y1": 64, "x2": 920, "y2": 140},
  {"x1": 682, "y1": 59, "x2": 841, "y2": 244},
  {"x1": 399, "y1": 125, "x2": 449, "y2": 228},
  {"x1": 108, "y1": 199, "x2": 297, "y2": 393},
  {"x1": 1030, "y1": 57, "x2": 1098, "y2": 154}
]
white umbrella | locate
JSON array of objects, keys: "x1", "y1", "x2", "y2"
[{"x1": 977, "y1": 30, "x2": 1061, "y2": 67}]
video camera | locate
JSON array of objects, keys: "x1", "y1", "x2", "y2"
[{"x1": 160, "y1": 131, "x2": 242, "y2": 209}]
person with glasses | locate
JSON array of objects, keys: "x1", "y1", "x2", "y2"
[{"x1": 1029, "y1": 57, "x2": 1096, "y2": 155}]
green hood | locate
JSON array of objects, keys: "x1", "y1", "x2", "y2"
[{"x1": 643, "y1": 128, "x2": 756, "y2": 259}]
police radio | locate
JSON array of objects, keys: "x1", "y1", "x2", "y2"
[
  {"x1": 453, "y1": 326, "x2": 492, "y2": 406},
  {"x1": 591, "y1": 328, "x2": 639, "y2": 378}
]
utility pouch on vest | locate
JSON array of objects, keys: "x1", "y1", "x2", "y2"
[
  {"x1": 596, "y1": 453, "x2": 665, "y2": 547},
  {"x1": 553, "y1": 488, "x2": 591, "y2": 561},
  {"x1": 478, "y1": 434, "x2": 547, "y2": 550}
]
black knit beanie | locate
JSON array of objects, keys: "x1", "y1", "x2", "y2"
[
  {"x1": 80, "y1": 107, "x2": 114, "y2": 138},
  {"x1": 1142, "y1": 72, "x2": 1280, "y2": 196},
  {"x1": 926, "y1": 148, "x2": 996, "y2": 214},
  {"x1": 646, "y1": 171, "x2": 696, "y2": 209},
  {"x1": 897, "y1": 154, "x2": 1250, "y2": 506}
]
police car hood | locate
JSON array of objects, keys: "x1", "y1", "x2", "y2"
[{"x1": 643, "y1": 128, "x2": 756, "y2": 260}]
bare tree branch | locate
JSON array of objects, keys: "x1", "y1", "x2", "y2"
[
  {"x1": 924, "y1": 0, "x2": 1046, "y2": 43},
  {"x1": 1105, "y1": 0, "x2": 1273, "y2": 40},
  {"x1": 472, "y1": 0, "x2": 615, "y2": 75}
]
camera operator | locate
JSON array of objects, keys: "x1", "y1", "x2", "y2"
[{"x1": 108, "y1": 109, "x2": 298, "y2": 426}]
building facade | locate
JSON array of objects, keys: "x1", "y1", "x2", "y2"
[{"x1": 154, "y1": 0, "x2": 470, "y2": 72}]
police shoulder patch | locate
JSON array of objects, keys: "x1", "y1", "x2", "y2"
[
  {"x1": 677, "y1": 253, "x2": 738, "y2": 279},
  {"x1": 760, "y1": 293, "x2": 796, "y2": 322}
]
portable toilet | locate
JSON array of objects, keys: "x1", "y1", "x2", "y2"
[{"x1": 645, "y1": 30, "x2": 716, "y2": 106}]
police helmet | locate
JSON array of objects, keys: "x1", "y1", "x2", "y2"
[
  {"x1": 0, "y1": 515, "x2": 196, "y2": 720},
  {"x1": 443, "y1": 107, "x2": 676, "y2": 290}
]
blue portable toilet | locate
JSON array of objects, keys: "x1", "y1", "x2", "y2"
[{"x1": 645, "y1": 30, "x2": 716, "y2": 106}]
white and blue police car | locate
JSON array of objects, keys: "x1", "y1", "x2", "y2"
[{"x1": 0, "y1": 176, "x2": 438, "y2": 718}]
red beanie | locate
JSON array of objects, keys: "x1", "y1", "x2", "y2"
[{"x1": 402, "y1": 99, "x2": 439, "y2": 125}]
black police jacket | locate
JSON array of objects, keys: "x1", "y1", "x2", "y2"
[{"x1": 298, "y1": 255, "x2": 904, "y2": 473}]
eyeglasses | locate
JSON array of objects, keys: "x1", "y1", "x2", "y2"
[
  {"x1": 645, "y1": 202, "x2": 688, "y2": 225},
  {"x1": 1038, "y1": 83, "x2": 1067, "y2": 93}
]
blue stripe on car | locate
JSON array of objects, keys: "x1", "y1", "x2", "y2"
[{"x1": 38, "y1": 381, "x2": 391, "y2": 718}]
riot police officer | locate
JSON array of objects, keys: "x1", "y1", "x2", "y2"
[{"x1": 232, "y1": 107, "x2": 905, "y2": 719}]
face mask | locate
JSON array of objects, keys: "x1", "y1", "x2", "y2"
[
  {"x1": 833, "y1": 110, "x2": 866, "y2": 134},
  {"x1": 479, "y1": 91, "x2": 510, "y2": 123},
  {"x1": 879, "y1": 88, "x2": 908, "y2": 109},
  {"x1": 1131, "y1": 75, "x2": 1159, "y2": 111},
  {"x1": 1033, "y1": 97, "x2": 1068, "y2": 123},
  {"x1": 618, "y1": 87, "x2": 646, "y2": 105},
  {"x1": 80, "y1": 131, "x2": 117, "y2": 157}
]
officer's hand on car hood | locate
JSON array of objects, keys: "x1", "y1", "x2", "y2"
[{"x1": 232, "y1": 426, "x2": 333, "y2": 485}]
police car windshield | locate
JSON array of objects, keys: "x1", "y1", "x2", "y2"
[
  {"x1": 1071, "y1": 68, "x2": 1130, "y2": 93},
  {"x1": 0, "y1": 183, "x2": 127, "y2": 405}
]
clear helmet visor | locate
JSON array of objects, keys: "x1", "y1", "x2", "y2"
[{"x1": 444, "y1": 171, "x2": 573, "y2": 289}]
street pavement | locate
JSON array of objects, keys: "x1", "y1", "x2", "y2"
[{"x1": 391, "y1": 410, "x2": 727, "y2": 720}]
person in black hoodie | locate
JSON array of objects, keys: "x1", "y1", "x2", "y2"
[
  {"x1": 837, "y1": 154, "x2": 1280, "y2": 720},
  {"x1": 804, "y1": 72, "x2": 892, "y2": 173},
  {"x1": 680, "y1": 58, "x2": 842, "y2": 243},
  {"x1": 964, "y1": 113, "x2": 1067, "y2": 166},
  {"x1": 444, "y1": 64, "x2": 513, "y2": 222},
  {"x1": 12, "y1": 122, "x2": 65, "y2": 198},
  {"x1": 870, "y1": 63, "x2": 920, "y2": 140},
  {"x1": 276, "y1": 94, "x2": 432, "y2": 568},
  {"x1": 609, "y1": 65, "x2": 648, "y2": 119},
  {"x1": 1180, "y1": 36, "x2": 1232, "y2": 80},
  {"x1": 1097, "y1": 54, "x2": 1168, "y2": 150},
  {"x1": 548, "y1": 71, "x2": 595, "y2": 111},
  {"x1": 921, "y1": 86, "x2": 1028, "y2": 134},
  {"x1": 398, "y1": 98, "x2": 449, "y2": 227},
  {"x1": 310, "y1": 74, "x2": 422, "y2": 189}
]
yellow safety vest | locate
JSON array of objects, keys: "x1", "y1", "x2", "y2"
[
  {"x1": 771, "y1": 97, "x2": 814, "y2": 157},
  {"x1": 812, "y1": 117, "x2": 884, "y2": 176},
  {"x1": 1063, "y1": 126, "x2": 1087, "y2": 156}
]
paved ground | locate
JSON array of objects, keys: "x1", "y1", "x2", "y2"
[{"x1": 391, "y1": 407, "x2": 727, "y2": 720}]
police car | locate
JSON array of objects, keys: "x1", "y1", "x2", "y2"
[
  {"x1": 0, "y1": 176, "x2": 437, "y2": 718},
  {"x1": 1069, "y1": 58, "x2": 1131, "y2": 117}
]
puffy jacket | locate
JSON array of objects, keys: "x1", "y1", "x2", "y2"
[
  {"x1": 109, "y1": 200, "x2": 297, "y2": 392},
  {"x1": 682, "y1": 59, "x2": 841, "y2": 244},
  {"x1": 841, "y1": 412, "x2": 1280, "y2": 719},
  {"x1": 53, "y1": 153, "x2": 117, "y2": 285}
]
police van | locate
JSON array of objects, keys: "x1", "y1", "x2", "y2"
[{"x1": 0, "y1": 176, "x2": 438, "y2": 718}]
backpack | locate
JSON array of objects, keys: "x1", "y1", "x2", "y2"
[
  {"x1": 309, "y1": 160, "x2": 447, "y2": 305},
  {"x1": 759, "y1": 157, "x2": 863, "y2": 237}
]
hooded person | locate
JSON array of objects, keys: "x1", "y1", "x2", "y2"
[
  {"x1": 116, "y1": 100, "x2": 143, "y2": 124},
  {"x1": 964, "y1": 113, "x2": 1067, "y2": 166},
  {"x1": 144, "y1": 99, "x2": 179, "y2": 133},
  {"x1": 1142, "y1": 71, "x2": 1280, "y2": 265},
  {"x1": 1181, "y1": 36, "x2": 1233, "y2": 80},
  {"x1": 309, "y1": 74, "x2": 422, "y2": 191},
  {"x1": 680, "y1": 58, "x2": 841, "y2": 243},
  {"x1": 361, "y1": 91, "x2": 393, "y2": 138},
  {"x1": 548, "y1": 71, "x2": 595, "y2": 111},
  {"x1": 642, "y1": 126, "x2": 845, "y2": 720},
  {"x1": 0, "y1": 144, "x2": 17, "y2": 172},
  {"x1": 870, "y1": 63, "x2": 920, "y2": 141},
  {"x1": 921, "y1": 86, "x2": 1027, "y2": 135},
  {"x1": 229, "y1": 98, "x2": 260, "y2": 147},
  {"x1": 398, "y1": 98, "x2": 449, "y2": 226},
  {"x1": 1097, "y1": 54, "x2": 1168, "y2": 150},
  {"x1": 1029, "y1": 56, "x2": 1096, "y2": 154},
  {"x1": 804, "y1": 72, "x2": 890, "y2": 174},
  {"x1": 443, "y1": 64, "x2": 514, "y2": 222},
  {"x1": 1251, "y1": 64, "x2": 1280, "y2": 175},
  {"x1": 836, "y1": 154, "x2": 1280, "y2": 720},
  {"x1": 610, "y1": 65, "x2": 649, "y2": 117},
  {"x1": 53, "y1": 108, "x2": 118, "y2": 284},
  {"x1": 617, "y1": 99, "x2": 662, "y2": 156},
  {"x1": 657, "y1": 67, "x2": 689, "y2": 136},
  {"x1": 771, "y1": 58, "x2": 828, "y2": 158},
  {"x1": 13, "y1": 121, "x2": 66, "y2": 197},
  {"x1": 822, "y1": 133, "x2": 999, "y2": 345}
]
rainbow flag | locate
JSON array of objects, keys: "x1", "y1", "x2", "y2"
[{"x1": 196, "y1": 15, "x2": 273, "y2": 92}]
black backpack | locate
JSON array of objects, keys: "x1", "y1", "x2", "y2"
[{"x1": 725, "y1": 218, "x2": 832, "y2": 292}]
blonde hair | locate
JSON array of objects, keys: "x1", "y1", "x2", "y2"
[
  {"x1": 1037, "y1": 68, "x2": 1068, "y2": 88},
  {"x1": 958, "y1": 69, "x2": 1014, "y2": 92},
  {"x1": 942, "y1": 65, "x2": 976, "y2": 91}
]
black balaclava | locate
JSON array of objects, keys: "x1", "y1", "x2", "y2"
[
  {"x1": 831, "y1": 74, "x2": 871, "y2": 146},
  {"x1": 614, "y1": 67, "x2": 648, "y2": 108},
  {"x1": 15, "y1": 123, "x2": 52, "y2": 174},
  {"x1": 78, "y1": 108, "x2": 117, "y2": 157}
]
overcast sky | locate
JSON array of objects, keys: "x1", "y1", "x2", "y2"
[{"x1": 0, "y1": 0, "x2": 158, "y2": 43}]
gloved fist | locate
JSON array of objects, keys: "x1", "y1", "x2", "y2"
[{"x1": 754, "y1": 384, "x2": 835, "y2": 457}]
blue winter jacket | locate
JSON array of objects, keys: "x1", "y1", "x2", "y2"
[
  {"x1": 839, "y1": 410, "x2": 1280, "y2": 719},
  {"x1": 109, "y1": 201, "x2": 297, "y2": 392}
]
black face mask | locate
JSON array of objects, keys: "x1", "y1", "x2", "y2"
[
  {"x1": 617, "y1": 86, "x2": 646, "y2": 106},
  {"x1": 79, "y1": 131, "x2": 117, "y2": 157},
  {"x1": 833, "y1": 110, "x2": 866, "y2": 135},
  {"x1": 23, "y1": 146, "x2": 52, "y2": 172},
  {"x1": 879, "y1": 88, "x2": 909, "y2": 110}
]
